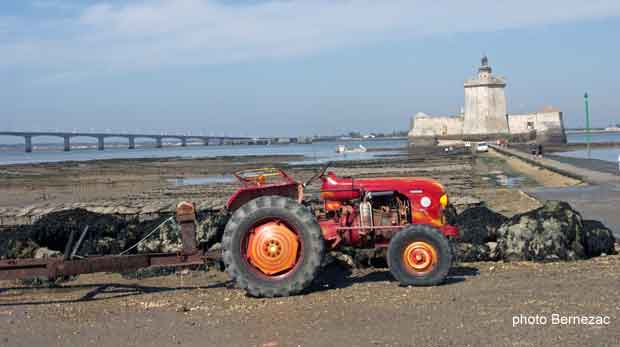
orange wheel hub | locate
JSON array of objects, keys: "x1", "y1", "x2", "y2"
[
  {"x1": 403, "y1": 241, "x2": 437, "y2": 274},
  {"x1": 246, "y1": 221, "x2": 300, "y2": 276}
]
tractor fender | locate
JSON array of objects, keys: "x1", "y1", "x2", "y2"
[{"x1": 226, "y1": 182, "x2": 302, "y2": 212}]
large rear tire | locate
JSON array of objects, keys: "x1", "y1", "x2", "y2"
[
  {"x1": 387, "y1": 224, "x2": 452, "y2": 286},
  {"x1": 222, "y1": 196, "x2": 325, "y2": 297}
]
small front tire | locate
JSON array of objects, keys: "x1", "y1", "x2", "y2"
[{"x1": 387, "y1": 224, "x2": 452, "y2": 286}]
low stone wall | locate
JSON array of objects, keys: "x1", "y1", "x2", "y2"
[
  {"x1": 0, "y1": 199, "x2": 228, "y2": 227},
  {"x1": 408, "y1": 113, "x2": 464, "y2": 137},
  {"x1": 406, "y1": 136, "x2": 437, "y2": 147},
  {"x1": 508, "y1": 111, "x2": 567, "y2": 144},
  {"x1": 408, "y1": 132, "x2": 536, "y2": 145}
]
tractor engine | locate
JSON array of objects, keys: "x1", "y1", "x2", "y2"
[
  {"x1": 317, "y1": 171, "x2": 456, "y2": 249},
  {"x1": 317, "y1": 192, "x2": 410, "y2": 248}
]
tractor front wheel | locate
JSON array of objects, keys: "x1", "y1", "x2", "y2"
[
  {"x1": 387, "y1": 224, "x2": 452, "y2": 286},
  {"x1": 222, "y1": 196, "x2": 325, "y2": 297}
]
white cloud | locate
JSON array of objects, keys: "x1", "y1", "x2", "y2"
[{"x1": 2, "y1": 0, "x2": 620, "y2": 71}]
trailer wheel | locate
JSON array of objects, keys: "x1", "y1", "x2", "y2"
[
  {"x1": 387, "y1": 224, "x2": 452, "y2": 286},
  {"x1": 222, "y1": 196, "x2": 324, "y2": 297}
]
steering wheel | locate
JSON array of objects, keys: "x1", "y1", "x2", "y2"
[{"x1": 303, "y1": 161, "x2": 332, "y2": 187}]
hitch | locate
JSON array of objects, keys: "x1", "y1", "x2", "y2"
[{"x1": 176, "y1": 201, "x2": 198, "y2": 256}]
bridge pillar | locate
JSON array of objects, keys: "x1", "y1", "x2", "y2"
[
  {"x1": 181, "y1": 138, "x2": 187, "y2": 147},
  {"x1": 203, "y1": 139, "x2": 209, "y2": 146},
  {"x1": 63, "y1": 136, "x2": 71, "y2": 152},
  {"x1": 97, "y1": 136, "x2": 105, "y2": 151},
  {"x1": 128, "y1": 136, "x2": 135, "y2": 149},
  {"x1": 156, "y1": 137, "x2": 163, "y2": 148},
  {"x1": 25, "y1": 136, "x2": 33, "y2": 153}
]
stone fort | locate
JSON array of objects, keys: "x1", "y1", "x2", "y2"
[{"x1": 408, "y1": 56, "x2": 566, "y2": 144}]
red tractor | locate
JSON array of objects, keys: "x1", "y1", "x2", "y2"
[{"x1": 222, "y1": 164, "x2": 459, "y2": 297}]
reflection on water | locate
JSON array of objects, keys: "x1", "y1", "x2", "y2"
[{"x1": 482, "y1": 171, "x2": 527, "y2": 188}]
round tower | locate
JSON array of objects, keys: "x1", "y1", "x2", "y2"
[{"x1": 462, "y1": 56, "x2": 509, "y2": 136}]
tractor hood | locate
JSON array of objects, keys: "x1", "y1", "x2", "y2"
[{"x1": 321, "y1": 172, "x2": 446, "y2": 197}]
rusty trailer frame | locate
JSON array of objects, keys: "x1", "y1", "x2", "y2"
[{"x1": 0, "y1": 202, "x2": 218, "y2": 282}]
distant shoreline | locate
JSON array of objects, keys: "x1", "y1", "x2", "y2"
[{"x1": 565, "y1": 129, "x2": 620, "y2": 134}]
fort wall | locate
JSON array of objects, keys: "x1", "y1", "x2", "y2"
[
  {"x1": 508, "y1": 111, "x2": 566, "y2": 143},
  {"x1": 408, "y1": 113, "x2": 463, "y2": 137}
]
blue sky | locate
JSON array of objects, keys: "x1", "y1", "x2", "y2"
[{"x1": 1, "y1": 0, "x2": 619, "y2": 139}]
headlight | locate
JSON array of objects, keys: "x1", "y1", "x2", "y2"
[{"x1": 439, "y1": 194, "x2": 448, "y2": 208}]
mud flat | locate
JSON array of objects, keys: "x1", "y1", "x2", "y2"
[{"x1": 0, "y1": 149, "x2": 545, "y2": 226}]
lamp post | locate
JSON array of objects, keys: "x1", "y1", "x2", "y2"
[{"x1": 584, "y1": 92, "x2": 591, "y2": 158}]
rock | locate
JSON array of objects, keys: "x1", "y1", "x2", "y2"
[
  {"x1": 456, "y1": 243, "x2": 491, "y2": 262},
  {"x1": 96, "y1": 237, "x2": 123, "y2": 255},
  {"x1": 455, "y1": 206, "x2": 507, "y2": 244},
  {"x1": 496, "y1": 201, "x2": 585, "y2": 261},
  {"x1": 334, "y1": 252, "x2": 355, "y2": 268},
  {"x1": 443, "y1": 204, "x2": 458, "y2": 226},
  {"x1": 450, "y1": 196, "x2": 482, "y2": 211},
  {"x1": 34, "y1": 247, "x2": 61, "y2": 259},
  {"x1": 582, "y1": 220, "x2": 616, "y2": 257},
  {"x1": 28, "y1": 208, "x2": 128, "y2": 254},
  {"x1": 197, "y1": 210, "x2": 229, "y2": 249},
  {"x1": 486, "y1": 242, "x2": 499, "y2": 260},
  {"x1": 138, "y1": 218, "x2": 181, "y2": 253},
  {"x1": 208, "y1": 243, "x2": 221, "y2": 251},
  {"x1": 0, "y1": 239, "x2": 39, "y2": 259}
]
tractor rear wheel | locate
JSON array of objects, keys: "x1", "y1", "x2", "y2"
[
  {"x1": 387, "y1": 224, "x2": 452, "y2": 286},
  {"x1": 222, "y1": 196, "x2": 325, "y2": 297}
]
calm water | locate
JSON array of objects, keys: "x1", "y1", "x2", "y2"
[
  {"x1": 561, "y1": 132, "x2": 620, "y2": 163},
  {"x1": 169, "y1": 175, "x2": 236, "y2": 186},
  {"x1": 2, "y1": 132, "x2": 619, "y2": 165},
  {"x1": 0, "y1": 139, "x2": 407, "y2": 166},
  {"x1": 566, "y1": 132, "x2": 620, "y2": 144}
]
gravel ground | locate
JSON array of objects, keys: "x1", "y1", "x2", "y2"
[{"x1": 1, "y1": 255, "x2": 619, "y2": 347}]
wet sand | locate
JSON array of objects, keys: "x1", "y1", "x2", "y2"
[
  {"x1": 487, "y1": 150, "x2": 582, "y2": 187},
  {"x1": 547, "y1": 154, "x2": 619, "y2": 176}
]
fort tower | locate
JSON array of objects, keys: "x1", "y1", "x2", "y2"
[{"x1": 462, "y1": 56, "x2": 509, "y2": 135}]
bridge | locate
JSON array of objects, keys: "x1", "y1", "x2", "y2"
[{"x1": 0, "y1": 131, "x2": 285, "y2": 152}]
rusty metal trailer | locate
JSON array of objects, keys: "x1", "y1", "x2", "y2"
[{"x1": 0, "y1": 202, "x2": 216, "y2": 282}]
